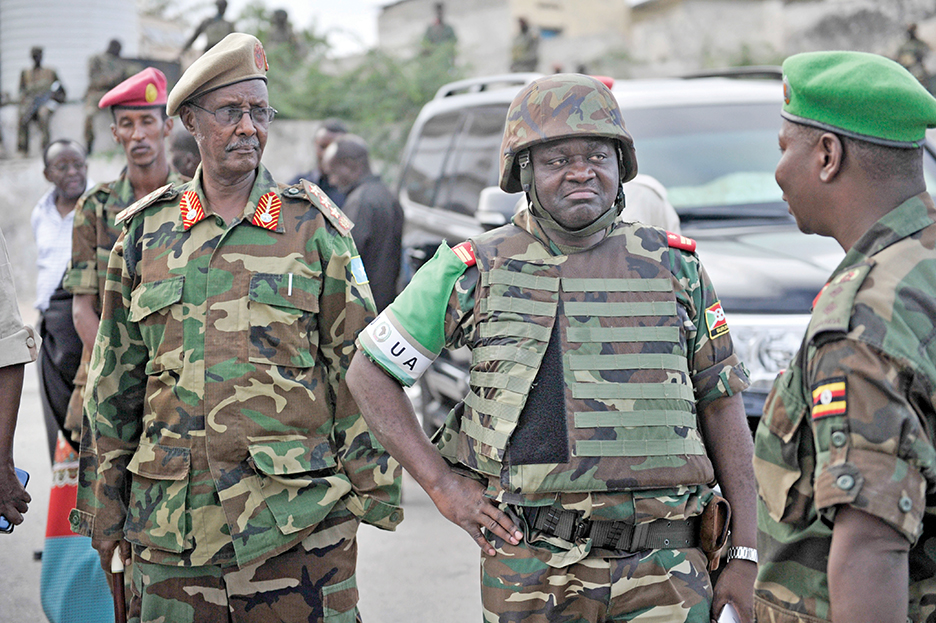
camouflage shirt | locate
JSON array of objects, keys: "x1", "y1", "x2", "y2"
[
  {"x1": 359, "y1": 209, "x2": 747, "y2": 563},
  {"x1": 71, "y1": 165, "x2": 402, "y2": 568},
  {"x1": 754, "y1": 193, "x2": 936, "y2": 623},
  {"x1": 64, "y1": 167, "x2": 189, "y2": 312}
]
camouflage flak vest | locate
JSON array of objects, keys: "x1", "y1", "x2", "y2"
[{"x1": 458, "y1": 224, "x2": 714, "y2": 495}]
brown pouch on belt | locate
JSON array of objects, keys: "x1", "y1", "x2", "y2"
[{"x1": 699, "y1": 495, "x2": 731, "y2": 572}]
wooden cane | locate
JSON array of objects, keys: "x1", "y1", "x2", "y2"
[{"x1": 111, "y1": 547, "x2": 127, "y2": 623}]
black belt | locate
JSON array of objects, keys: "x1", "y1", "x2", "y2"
[{"x1": 523, "y1": 505, "x2": 699, "y2": 551}]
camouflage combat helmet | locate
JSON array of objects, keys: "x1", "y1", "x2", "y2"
[{"x1": 499, "y1": 73, "x2": 638, "y2": 238}]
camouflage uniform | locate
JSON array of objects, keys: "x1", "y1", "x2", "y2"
[
  {"x1": 17, "y1": 65, "x2": 61, "y2": 154},
  {"x1": 358, "y1": 207, "x2": 749, "y2": 622},
  {"x1": 70, "y1": 165, "x2": 401, "y2": 621},
  {"x1": 753, "y1": 192, "x2": 936, "y2": 623},
  {"x1": 84, "y1": 53, "x2": 140, "y2": 151},
  {"x1": 63, "y1": 168, "x2": 188, "y2": 436}
]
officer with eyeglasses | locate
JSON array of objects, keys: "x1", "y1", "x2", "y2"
[{"x1": 72, "y1": 33, "x2": 402, "y2": 622}]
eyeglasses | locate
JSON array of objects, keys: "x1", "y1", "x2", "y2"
[{"x1": 189, "y1": 103, "x2": 277, "y2": 127}]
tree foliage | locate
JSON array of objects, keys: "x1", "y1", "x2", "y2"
[{"x1": 239, "y1": 2, "x2": 464, "y2": 179}]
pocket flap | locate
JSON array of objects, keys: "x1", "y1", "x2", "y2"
[
  {"x1": 249, "y1": 438, "x2": 337, "y2": 475},
  {"x1": 130, "y1": 276, "x2": 185, "y2": 322},
  {"x1": 249, "y1": 273, "x2": 320, "y2": 312},
  {"x1": 127, "y1": 442, "x2": 191, "y2": 480}
]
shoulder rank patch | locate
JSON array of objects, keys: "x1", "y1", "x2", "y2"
[
  {"x1": 300, "y1": 179, "x2": 353, "y2": 236},
  {"x1": 667, "y1": 232, "x2": 697, "y2": 253},
  {"x1": 705, "y1": 301, "x2": 729, "y2": 339},
  {"x1": 811, "y1": 377, "x2": 847, "y2": 419},
  {"x1": 451, "y1": 241, "x2": 476, "y2": 266},
  {"x1": 115, "y1": 183, "x2": 176, "y2": 225}
]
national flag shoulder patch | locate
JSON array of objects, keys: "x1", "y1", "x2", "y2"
[
  {"x1": 350, "y1": 255, "x2": 369, "y2": 285},
  {"x1": 811, "y1": 377, "x2": 847, "y2": 419},
  {"x1": 704, "y1": 300, "x2": 729, "y2": 339},
  {"x1": 451, "y1": 241, "x2": 476, "y2": 266}
]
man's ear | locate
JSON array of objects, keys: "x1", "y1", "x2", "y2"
[
  {"x1": 42, "y1": 167, "x2": 53, "y2": 184},
  {"x1": 818, "y1": 132, "x2": 844, "y2": 183},
  {"x1": 163, "y1": 116, "x2": 174, "y2": 138},
  {"x1": 179, "y1": 106, "x2": 197, "y2": 135}
]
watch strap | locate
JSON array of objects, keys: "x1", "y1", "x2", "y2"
[{"x1": 726, "y1": 545, "x2": 759, "y2": 564}]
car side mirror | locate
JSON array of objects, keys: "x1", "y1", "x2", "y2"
[{"x1": 476, "y1": 186, "x2": 524, "y2": 230}]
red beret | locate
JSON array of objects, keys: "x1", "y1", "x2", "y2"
[{"x1": 98, "y1": 67, "x2": 168, "y2": 109}]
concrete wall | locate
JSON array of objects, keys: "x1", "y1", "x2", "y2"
[{"x1": 0, "y1": 0, "x2": 139, "y2": 103}]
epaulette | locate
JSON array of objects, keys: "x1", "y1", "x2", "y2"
[
  {"x1": 451, "y1": 241, "x2": 476, "y2": 266},
  {"x1": 806, "y1": 263, "x2": 873, "y2": 341},
  {"x1": 115, "y1": 183, "x2": 178, "y2": 225},
  {"x1": 666, "y1": 231, "x2": 697, "y2": 253},
  {"x1": 299, "y1": 179, "x2": 354, "y2": 236}
]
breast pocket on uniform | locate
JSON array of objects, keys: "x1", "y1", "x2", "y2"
[
  {"x1": 248, "y1": 272, "x2": 321, "y2": 368},
  {"x1": 129, "y1": 276, "x2": 185, "y2": 374}
]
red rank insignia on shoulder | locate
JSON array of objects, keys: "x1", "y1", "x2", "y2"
[
  {"x1": 667, "y1": 232, "x2": 697, "y2": 252},
  {"x1": 252, "y1": 192, "x2": 281, "y2": 230},
  {"x1": 180, "y1": 190, "x2": 206, "y2": 230},
  {"x1": 811, "y1": 378, "x2": 846, "y2": 419},
  {"x1": 451, "y1": 241, "x2": 476, "y2": 266}
]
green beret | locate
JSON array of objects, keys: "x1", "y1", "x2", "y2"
[
  {"x1": 782, "y1": 50, "x2": 936, "y2": 148},
  {"x1": 167, "y1": 33, "x2": 268, "y2": 116}
]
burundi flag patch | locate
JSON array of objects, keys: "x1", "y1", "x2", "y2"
[
  {"x1": 811, "y1": 378, "x2": 846, "y2": 419},
  {"x1": 705, "y1": 301, "x2": 729, "y2": 339}
]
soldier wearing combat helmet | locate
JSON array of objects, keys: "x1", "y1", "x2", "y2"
[
  {"x1": 74, "y1": 33, "x2": 401, "y2": 622},
  {"x1": 754, "y1": 51, "x2": 936, "y2": 623},
  {"x1": 348, "y1": 73, "x2": 758, "y2": 622}
]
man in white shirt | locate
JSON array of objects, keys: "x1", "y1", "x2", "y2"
[{"x1": 30, "y1": 139, "x2": 89, "y2": 461}]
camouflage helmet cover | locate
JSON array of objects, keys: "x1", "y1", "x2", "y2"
[{"x1": 499, "y1": 73, "x2": 638, "y2": 193}]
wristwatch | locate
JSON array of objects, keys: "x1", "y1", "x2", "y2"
[{"x1": 726, "y1": 546, "x2": 759, "y2": 564}]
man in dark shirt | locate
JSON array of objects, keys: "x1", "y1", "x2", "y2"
[
  {"x1": 322, "y1": 134, "x2": 404, "y2": 311},
  {"x1": 290, "y1": 118, "x2": 348, "y2": 206}
]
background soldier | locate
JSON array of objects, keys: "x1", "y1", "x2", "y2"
[
  {"x1": 290, "y1": 118, "x2": 349, "y2": 206},
  {"x1": 179, "y1": 0, "x2": 236, "y2": 58},
  {"x1": 17, "y1": 46, "x2": 65, "y2": 157},
  {"x1": 73, "y1": 33, "x2": 401, "y2": 621},
  {"x1": 509, "y1": 17, "x2": 540, "y2": 73},
  {"x1": 754, "y1": 51, "x2": 936, "y2": 623},
  {"x1": 348, "y1": 73, "x2": 757, "y2": 622},
  {"x1": 84, "y1": 40, "x2": 139, "y2": 154},
  {"x1": 321, "y1": 134, "x2": 404, "y2": 312},
  {"x1": 64, "y1": 67, "x2": 185, "y2": 449}
]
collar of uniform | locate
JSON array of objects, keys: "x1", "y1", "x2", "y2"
[
  {"x1": 838, "y1": 191, "x2": 936, "y2": 270},
  {"x1": 176, "y1": 164, "x2": 284, "y2": 233},
  {"x1": 102, "y1": 168, "x2": 134, "y2": 213},
  {"x1": 511, "y1": 205, "x2": 615, "y2": 256}
]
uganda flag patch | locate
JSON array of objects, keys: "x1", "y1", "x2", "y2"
[{"x1": 811, "y1": 378, "x2": 846, "y2": 419}]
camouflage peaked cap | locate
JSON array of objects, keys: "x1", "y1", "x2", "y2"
[{"x1": 499, "y1": 73, "x2": 637, "y2": 193}]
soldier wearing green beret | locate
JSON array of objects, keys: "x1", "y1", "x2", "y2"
[
  {"x1": 348, "y1": 73, "x2": 757, "y2": 622},
  {"x1": 754, "y1": 51, "x2": 936, "y2": 623},
  {"x1": 74, "y1": 32, "x2": 402, "y2": 622}
]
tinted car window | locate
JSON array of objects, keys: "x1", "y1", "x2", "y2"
[
  {"x1": 436, "y1": 106, "x2": 508, "y2": 216},
  {"x1": 624, "y1": 103, "x2": 784, "y2": 213},
  {"x1": 400, "y1": 111, "x2": 462, "y2": 207}
]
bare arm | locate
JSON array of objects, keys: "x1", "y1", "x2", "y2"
[
  {"x1": 698, "y1": 392, "x2": 757, "y2": 623},
  {"x1": 72, "y1": 293, "x2": 100, "y2": 349},
  {"x1": 346, "y1": 351, "x2": 521, "y2": 555},
  {"x1": 0, "y1": 363, "x2": 29, "y2": 526},
  {"x1": 828, "y1": 506, "x2": 909, "y2": 623}
]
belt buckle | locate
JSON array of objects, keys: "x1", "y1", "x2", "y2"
[{"x1": 572, "y1": 515, "x2": 591, "y2": 541}]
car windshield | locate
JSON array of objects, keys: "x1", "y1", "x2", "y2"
[{"x1": 624, "y1": 101, "x2": 936, "y2": 217}]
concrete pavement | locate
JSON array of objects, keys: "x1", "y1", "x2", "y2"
[{"x1": 0, "y1": 359, "x2": 481, "y2": 622}]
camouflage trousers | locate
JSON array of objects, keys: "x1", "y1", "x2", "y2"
[
  {"x1": 129, "y1": 518, "x2": 361, "y2": 623},
  {"x1": 481, "y1": 538, "x2": 713, "y2": 623}
]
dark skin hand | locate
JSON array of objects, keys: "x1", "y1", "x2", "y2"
[
  {"x1": 346, "y1": 352, "x2": 522, "y2": 555},
  {"x1": 91, "y1": 537, "x2": 132, "y2": 576},
  {"x1": 698, "y1": 393, "x2": 758, "y2": 623},
  {"x1": 828, "y1": 506, "x2": 910, "y2": 623},
  {"x1": 0, "y1": 363, "x2": 29, "y2": 527}
]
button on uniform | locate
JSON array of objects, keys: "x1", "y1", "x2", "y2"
[{"x1": 836, "y1": 474, "x2": 855, "y2": 491}]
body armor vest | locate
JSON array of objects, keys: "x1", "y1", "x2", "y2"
[{"x1": 457, "y1": 223, "x2": 714, "y2": 495}]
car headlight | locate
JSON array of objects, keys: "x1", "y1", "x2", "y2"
[{"x1": 726, "y1": 314, "x2": 810, "y2": 394}]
